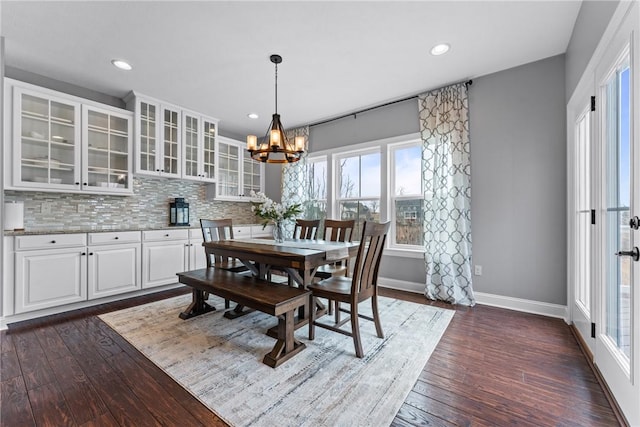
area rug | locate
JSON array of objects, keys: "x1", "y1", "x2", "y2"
[{"x1": 99, "y1": 294, "x2": 454, "y2": 427}]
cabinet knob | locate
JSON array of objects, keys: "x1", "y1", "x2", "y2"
[
  {"x1": 156, "y1": 169, "x2": 160, "y2": 172},
  {"x1": 75, "y1": 182, "x2": 80, "y2": 185},
  {"x1": 89, "y1": 252, "x2": 94, "y2": 256},
  {"x1": 165, "y1": 234, "x2": 170, "y2": 237},
  {"x1": 51, "y1": 240, "x2": 56, "y2": 244},
  {"x1": 81, "y1": 252, "x2": 86, "y2": 256},
  {"x1": 83, "y1": 182, "x2": 88, "y2": 186},
  {"x1": 114, "y1": 236, "x2": 119, "y2": 240}
]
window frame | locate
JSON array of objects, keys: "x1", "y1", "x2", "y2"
[{"x1": 307, "y1": 133, "x2": 424, "y2": 258}]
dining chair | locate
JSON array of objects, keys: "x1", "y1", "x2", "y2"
[
  {"x1": 314, "y1": 219, "x2": 355, "y2": 320},
  {"x1": 293, "y1": 219, "x2": 320, "y2": 240},
  {"x1": 308, "y1": 221, "x2": 390, "y2": 358},
  {"x1": 200, "y1": 218, "x2": 249, "y2": 308}
]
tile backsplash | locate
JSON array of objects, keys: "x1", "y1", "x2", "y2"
[{"x1": 4, "y1": 176, "x2": 258, "y2": 231}]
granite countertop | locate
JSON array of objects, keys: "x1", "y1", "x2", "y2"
[{"x1": 4, "y1": 223, "x2": 262, "y2": 236}]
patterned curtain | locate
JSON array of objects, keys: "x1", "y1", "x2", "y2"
[
  {"x1": 419, "y1": 83, "x2": 475, "y2": 306},
  {"x1": 281, "y1": 126, "x2": 310, "y2": 237}
]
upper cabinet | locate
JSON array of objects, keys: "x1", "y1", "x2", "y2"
[
  {"x1": 216, "y1": 137, "x2": 264, "y2": 201},
  {"x1": 5, "y1": 79, "x2": 133, "y2": 195},
  {"x1": 182, "y1": 110, "x2": 217, "y2": 183},
  {"x1": 126, "y1": 94, "x2": 182, "y2": 179}
]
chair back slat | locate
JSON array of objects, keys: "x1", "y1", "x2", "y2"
[
  {"x1": 350, "y1": 221, "x2": 390, "y2": 296},
  {"x1": 294, "y1": 219, "x2": 320, "y2": 240},
  {"x1": 200, "y1": 218, "x2": 235, "y2": 267},
  {"x1": 323, "y1": 219, "x2": 355, "y2": 242}
]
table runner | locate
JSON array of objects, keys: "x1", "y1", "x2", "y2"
[{"x1": 230, "y1": 238, "x2": 351, "y2": 261}]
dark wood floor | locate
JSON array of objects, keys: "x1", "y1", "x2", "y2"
[{"x1": 1, "y1": 287, "x2": 621, "y2": 426}]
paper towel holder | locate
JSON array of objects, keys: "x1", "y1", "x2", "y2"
[{"x1": 4, "y1": 201, "x2": 25, "y2": 231}]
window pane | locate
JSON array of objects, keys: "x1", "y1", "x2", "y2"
[
  {"x1": 309, "y1": 160, "x2": 327, "y2": 200},
  {"x1": 361, "y1": 153, "x2": 380, "y2": 197},
  {"x1": 339, "y1": 156, "x2": 360, "y2": 198},
  {"x1": 395, "y1": 199, "x2": 423, "y2": 245},
  {"x1": 394, "y1": 145, "x2": 422, "y2": 196},
  {"x1": 303, "y1": 200, "x2": 326, "y2": 221},
  {"x1": 339, "y1": 200, "x2": 380, "y2": 239}
]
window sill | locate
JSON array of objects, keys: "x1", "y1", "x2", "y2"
[{"x1": 383, "y1": 248, "x2": 425, "y2": 259}]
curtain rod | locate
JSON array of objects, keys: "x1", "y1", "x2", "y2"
[{"x1": 308, "y1": 79, "x2": 472, "y2": 128}]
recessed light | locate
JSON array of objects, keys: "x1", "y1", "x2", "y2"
[
  {"x1": 111, "y1": 59, "x2": 132, "y2": 71},
  {"x1": 430, "y1": 43, "x2": 450, "y2": 56},
  {"x1": 247, "y1": 113, "x2": 259, "y2": 119}
]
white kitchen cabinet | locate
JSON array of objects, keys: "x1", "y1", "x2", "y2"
[
  {"x1": 5, "y1": 80, "x2": 133, "y2": 195},
  {"x1": 125, "y1": 93, "x2": 182, "y2": 178},
  {"x1": 14, "y1": 234, "x2": 88, "y2": 314},
  {"x1": 188, "y1": 228, "x2": 207, "y2": 269},
  {"x1": 182, "y1": 110, "x2": 217, "y2": 183},
  {"x1": 87, "y1": 231, "x2": 141, "y2": 299},
  {"x1": 141, "y1": 229, "x2": 189, "y2": 288},
  {"x1": 216, "y1": 137, "x2": 264, "y2": 201}
]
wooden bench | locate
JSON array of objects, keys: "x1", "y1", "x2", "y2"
[{"x1": 176, "y1": 268, "x2": 310, "y2": 368}]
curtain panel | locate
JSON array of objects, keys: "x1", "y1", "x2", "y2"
[
  {"x1": 281, "y1": 126, "x2": 310, "y2": 237},
  {"x1": 419, "y1": 83, "x2": 475, "y2": 306}
]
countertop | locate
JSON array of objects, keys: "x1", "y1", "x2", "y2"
[{"x1": 3, "y1": 223, "x2": 264, "y2": 237}]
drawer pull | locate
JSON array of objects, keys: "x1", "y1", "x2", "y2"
[
  {"x1": 165, "y1": 233, "x2": 170, "y2": 237},
  {"x1": 51, "y1": 240, "x2": 56, "y2": 244},
  {"x1": 114, "y1": 236, "x2": 119, "y2": 240}
]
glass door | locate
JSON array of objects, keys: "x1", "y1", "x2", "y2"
[
  {"x1": 217, "y1": 140, "x2": 240, "y2": 197},
  {"x1": 14, "y1": 88, "x2": 80, "y2": 188},
  {"x1": 202, "y1": 119, "x2": 216, "y2": 181},
  {"x1": 137, "y1": 100, "x2": 158, "y2": 174},
  {"x1": 82, "y1": 106, "x2": 132, "y2": 193},
  {"x1": 594, "y1": 8, "x2": 640, "y2": 423},
  {"x1": 243, "y1": 150, "x2": 262, "y2": 197},
  {"x1": 183, "y1": 112, "x2": 199, "y2": 179},
  {"x1": 162, "y1": 106, "x2": 181, "y2": 177}
]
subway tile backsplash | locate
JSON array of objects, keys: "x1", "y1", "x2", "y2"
[{"x1": 4, "y1": 176, "x2": 258, "y2": 231}]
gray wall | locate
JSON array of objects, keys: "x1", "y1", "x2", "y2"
[
  {"x1": 565, "y1": 0, "x2": 619, "y2": 101},
  {"x1": 304, "y1": 54, "x2": 568, "y2": 305},
  {"x1": 471, "y1": 54, "x2": 567, "y2": 305}
]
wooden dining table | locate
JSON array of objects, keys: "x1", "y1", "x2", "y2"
[{"x1": 203, "y1": 238, "x2": 360, "y2": 325}]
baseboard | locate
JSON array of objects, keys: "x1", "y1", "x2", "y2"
[
  {"x1": 0, "y1": 283, "x2": 184, "y2": 330},
  {"x1": 379, "y1": 277, "x2": 569, "y2": 321}
]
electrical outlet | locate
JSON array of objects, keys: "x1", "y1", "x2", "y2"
[
  {"x1": 41, "y1": 202, "x2": 52, "y2": 214},
  {"x1": 474, "y1": 265, "x2": 483, "y2": 276}
]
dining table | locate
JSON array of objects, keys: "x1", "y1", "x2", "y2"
[{"x1": 203, "y1": 238, "x2": 360, "y2": 326}]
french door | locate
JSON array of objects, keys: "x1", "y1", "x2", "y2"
[{"x1": 593, "y1": 4, "x2": 640, "y2": 424}]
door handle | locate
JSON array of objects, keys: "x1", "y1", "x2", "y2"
[{"x1": 616, "y1": 247, "x2": 640, "y2": 261}]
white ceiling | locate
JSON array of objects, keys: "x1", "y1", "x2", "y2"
[{"x1": 2, "y1": 1, "x2": 581, "y2": 138}]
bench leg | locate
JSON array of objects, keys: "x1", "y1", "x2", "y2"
[
  {"x1": 263, "y1": 309, "x2": 306, "y2": 368},
  {"x1": 179, "y1": 289, "x2": 216, "y2": 320}
]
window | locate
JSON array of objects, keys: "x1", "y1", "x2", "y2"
[
  {"x1": 304, "y1": 157, "x2": 327, "y2": 220},
  {"x1": 303, "y1": 133, "x2": 423, "y2": 256},
  {"x1": 390, "y1": 142, "x2": 423, "y2": 248},
  {"x1": 335, "y1": 150, "x2": 381, "y2": 239}
]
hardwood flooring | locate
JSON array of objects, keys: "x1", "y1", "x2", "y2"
[{"x1": 1, "y1": 287, "x2": 621, "y2": 426}]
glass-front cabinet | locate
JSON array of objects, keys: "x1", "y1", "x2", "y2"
[
  {"x1": 216, "y1": 137, "x2": 263, "y2": 200},
  {"x1": 82, "y1": 106, "x2": 132, "y2": 193},
  {"x1": 126, "y1": 93, "x2": 182, "y2": 178},
  {"x1": 8, "y1": 81, "x2": 133, "y2": 194},
  {"x1": 13, "y1": 87, "x2": 81, "y2": 190},
  {"x1": 182, "y1": 110, "x2": 217, "y2": 183}
]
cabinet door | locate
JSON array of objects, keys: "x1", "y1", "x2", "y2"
[
  {"x1": 82, "y1": 105, "x2": 133, "y2": 194},
  {"x1": 141, "y1": 240, "x2": 188, "y2": 288},
  {"x1": 201, "y1": 119, "x2": 217, "y2": 182},
  {"x1": 87, "y1": 244, "x2": 141, "y2": 299},
  {"x1": 189, "y1": 236, "x2": 207, "y2": 270},
  {"x1": 182, "y1": 112, "x2": 200, "y2": 180},
  {"x1": 13, "y1": 87, "x2": 81, "y2": 190},
  {"x1": 217, "y1": 140, "x2": 241, "y2": 197},
  {"x1": 15, "y1": 248, "x2": 87, "y2": 313},
  {"x1": 136, "y1": 100, "x2": 160, "y2": 176},
  {"x1": 242, "y1": 149, "x2": 263, "y2": 197},
  {"x1": 161, "y1": 105, "x2": 181, "y2": 178}
]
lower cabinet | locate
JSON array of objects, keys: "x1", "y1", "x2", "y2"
[
  {"x1": 88, "y1": 243, "x2": 141, "y2": 299},
  {"x1": 142, "y1": 229, "x2": 189, "y2": 289},
  {"x1": 15, "y1": 246, "x2": 87, "y2": 314}
]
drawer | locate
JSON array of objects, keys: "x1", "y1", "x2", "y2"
[
  {"x1": 233, "y1": 226, "x2": 251, "y2": 239},
  {"x1": 251, "y1": 224, "x2": 273, "y2": 237},
  {"x1": 15, "y1": 233, "x2": 87, "y2": 251},
  {"x1": 143, "y1": 229, "x2": 189, "y2": 242},
  {"x1": 88, "y1": 231, "x2": 141, "y2": 245},
  {"x1": 189, "y1": 228, "x2": 203, "y2": 240}
]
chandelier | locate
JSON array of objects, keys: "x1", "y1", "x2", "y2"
[{"x1": 246, "y1": 54, "x2": 304, "y2": 163}]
